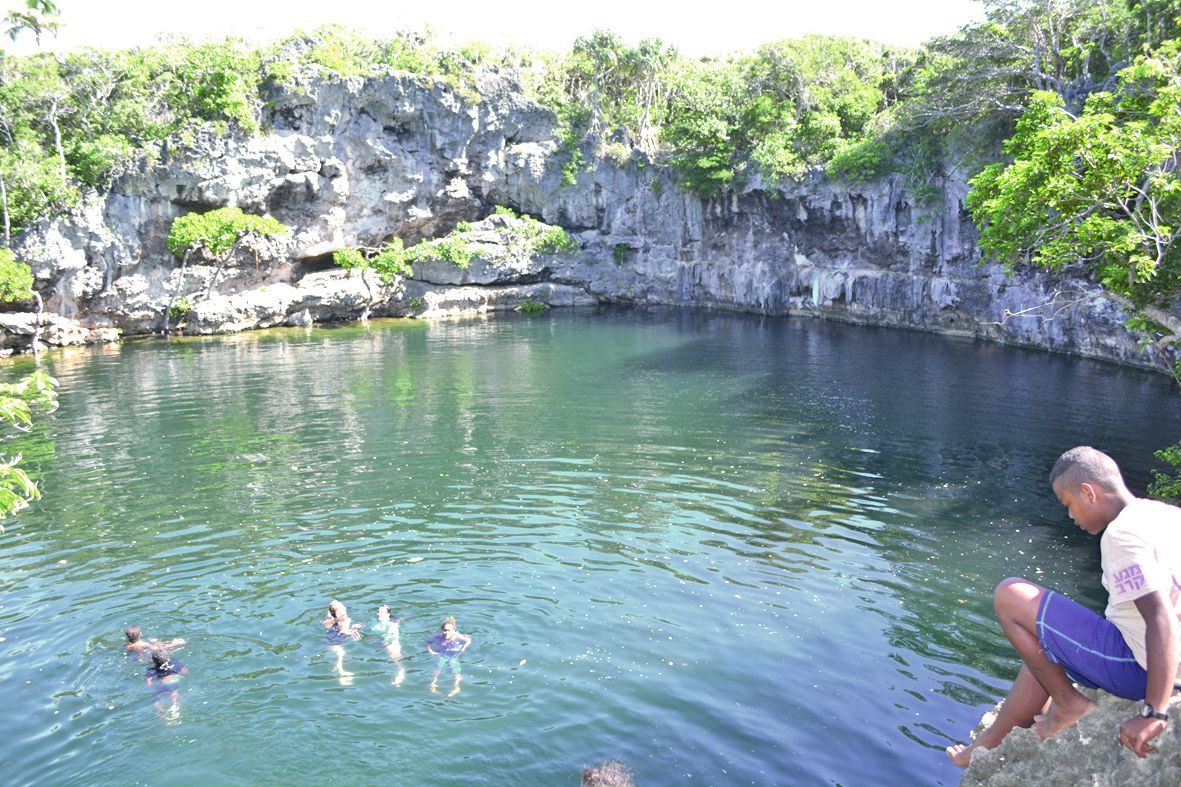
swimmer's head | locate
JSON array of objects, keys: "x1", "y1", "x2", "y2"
[
  {"x1": 377, "y1": 605, "x2": 391, "y2": 621},
  {"x1": 150, "y1": 646, "x2": 173, "y2": 669},
  {"x1": 441, "y1": 616, "x2": 457, "y2": 634},
  {"x1": 581, "y1": 760, "x2": 635, "y2": 787},
  {"x1": 328, "y1": 600, "x2": 346, "y2": 620},
  {"x1": 125, "y1": 625, "x2": 142, "y2": 644}
]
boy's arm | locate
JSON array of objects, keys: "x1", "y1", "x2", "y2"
[{"x1": 1122, "y1": 591, "x2": 1177, "y2": 757}]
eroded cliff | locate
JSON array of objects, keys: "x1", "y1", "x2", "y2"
[{"x1": 6, "y1": 67, "x2": 1171, "y2": 373}]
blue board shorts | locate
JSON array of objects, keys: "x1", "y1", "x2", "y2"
[
  {"x1": 434, "y1": 655, "x2": 461, "y2": 676},
  {"x1": 1037, "y1": 590, "x2": 1146, "y2": 700}
]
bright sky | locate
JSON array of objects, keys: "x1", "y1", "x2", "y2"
[{"x1": 4, "y1": 0, "x2": 985, "y2": 57}]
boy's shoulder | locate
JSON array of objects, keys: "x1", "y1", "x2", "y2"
[
  {"x1": 1106, "y1": 498, "x2": 1181, "y2": 544},
  {"x1": 1120, "y1": 498, "x2": 1181, "y2": 526}
]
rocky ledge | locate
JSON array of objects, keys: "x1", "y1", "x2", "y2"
[{"x1": 961, "y1": 691, "x2": 1181, "y2": 786}]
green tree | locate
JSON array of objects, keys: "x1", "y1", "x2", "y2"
[
  {"x1": 3, "y1": 0, "x2": 59, "y2": 47},
  {"x1": 164, "y1": 207, "x2": 289, "y2": 332},
  {"x1": 967, "y1": 43, "x2": 1181, "y2": 339},
  {"x1": 964, "y1": 42, "x2": 1181, "y2": 498},
  {"x1": 332, "y1": 240, "x2": 413, "y2": 319},
  {"x1": 0, "y1": 245, "x2": 43, "y2": 351}
]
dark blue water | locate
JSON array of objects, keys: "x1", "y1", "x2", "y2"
[{"x1": 1, "y1": 308, "x2": 1178, "y2": 785}]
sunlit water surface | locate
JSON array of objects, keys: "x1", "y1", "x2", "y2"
[{"x1": 2, "y1": 308, "x2": 1179, "y2": 786}]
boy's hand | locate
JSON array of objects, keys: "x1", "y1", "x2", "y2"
[{"x1": 1118, "y1": 716, "x2": 1166, "y2": 757}]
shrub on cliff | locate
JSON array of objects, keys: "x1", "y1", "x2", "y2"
[{"x1": 163, "y1": 207, "x2": 289, "y2": 332}]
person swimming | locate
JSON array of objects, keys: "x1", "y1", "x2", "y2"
[
  {"x1": 372, "y1": 604, "x2": 405, "y2": 686},
  {"x1": 145, "y1": 645, "x2": 187, "y2": 717},
  {"x1": 426, "y1": 616, "x2": 471, "y2": 696},
  {"x1": 124, "y1": 625, "x2": 185, "y2": 660},
  {"x1": 321, "y1": 600, "x2": 362, "y2": 685}
]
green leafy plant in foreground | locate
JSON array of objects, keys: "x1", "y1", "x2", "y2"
[
  {"x1": 519, "y1": 299, "x2": 547, "y2": 314},
  {"x1": 0, "y1": 367, "x2": 58, "y2": 518}
]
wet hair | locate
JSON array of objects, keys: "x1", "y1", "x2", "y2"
[
  {"x1": 377, "y1": 604, "x2": 391, "y2": 616},
  {"x1": 150, "y1": 645, "x2": 172, "y2": 668},
  {"x1": 1050, "y1": 446, "x2": 1125, "y2": 493},
  {"x1": 125, "y1": 625, "x2": 142, "y2": 643},
  {"x1": 328, "y1": 600, "x2": 345, "y2": 619},
  {"x1": 581, "y1": 760, "x2": 635, "y2": 787},
  {"x1": 441, "y1": 616, "x2": 457, "y2": 629}
]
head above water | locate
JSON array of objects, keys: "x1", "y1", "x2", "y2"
[
  {"x1": 581, "y1": 760, "x2": 636, "y2": 787},
  {"x1": 150, "y1": 645, "x2": 172, "y2": 668},
  {"x1": 328, "y1": 600, "x2": 346, "y2": 620},
  {"x1": 125, "y1": 625, "x2": 142, "y2": 644},
  {"x1": 377, "y1": 605, "x2": 391, "y2": 619},
  {"x1": 441, "y1": 616, "x2": 457, "y2": 633}
]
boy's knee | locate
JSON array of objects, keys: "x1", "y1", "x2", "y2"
[{"x1": 993, "y1": 577, "x2": 1043, "y2": 613}]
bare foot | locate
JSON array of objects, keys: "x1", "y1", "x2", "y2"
[
  {"x1": 338, "y1": 670, "x2": 354, "y2": 686},
  {"x1": 448, "y1": 682, "x2": 461, "y2": 697},
  {"x1": 429, "y1": 682, "x2": 438, "y2": 693},
  {"x1": 946, "y1": 743, "x2": 979, "y2": 768},
  {"x1": 1032, "y1": 696, "x2": 1094, "y2": 740},
  {"x1": 393, "y1": 669, "x2": 405, "y2": 687}
]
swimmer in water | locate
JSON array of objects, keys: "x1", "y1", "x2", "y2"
[
  {"x1": 426, "y1": 616, "x2": 471, "y2": 696},
  {"x1": 321, "y1": 600, "x2": 362, "y2": 685},
  {"x1": 372, "y1": 604, "x2": 405, "y2": 686},
  {"x1": 145, "y1": 645, "x2": 188, "y2": 718},
  {"x1": 124, "y1": 625, "x2": 185, "y2": 660}
]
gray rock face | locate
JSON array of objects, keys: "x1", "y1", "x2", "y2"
[
  {"x1": 7, "y1": 67, "x2": 1173, "y2": 374},
  {"x1": 961, "y1": 691, "x2": 1181, "y2": 786}
]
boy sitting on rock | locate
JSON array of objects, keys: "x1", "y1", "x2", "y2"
[{"x1": 948, "y1": 446, "x2": 1181, "y2": 766}]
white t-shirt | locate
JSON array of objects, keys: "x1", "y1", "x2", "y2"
[{"x1": 1101, "y1": 498, "x2": 1181, "y2": 670}]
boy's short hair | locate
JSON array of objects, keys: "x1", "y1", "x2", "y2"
[
  {"x1": 125, "y1": 625, "x2": 142, "y2": 643},
  {"x1": 1050, "y1": 446, "x2": 1124, "y2": 492}
]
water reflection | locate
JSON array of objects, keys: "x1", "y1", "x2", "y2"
[{"x1": 1, "y1": 308, "x2": 1177, "y2": 786}]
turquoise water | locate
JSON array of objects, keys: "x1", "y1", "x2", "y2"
[{"x1": 2, "y1": 308, "x2": 1179, "y2": 786}]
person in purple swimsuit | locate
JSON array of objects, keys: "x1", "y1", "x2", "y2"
[
  {"x1": 426, "y1": 616, "x2": 471, "y2": 696},
  {"x1": 321, "y1": 599, "x2": 363, "y2": 685}
]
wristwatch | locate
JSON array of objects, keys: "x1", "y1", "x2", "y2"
[{"x1": 1140, "y1": 702, "x2": 1169, "y2": 723}]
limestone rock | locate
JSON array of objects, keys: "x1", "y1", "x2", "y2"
[
  {"x1": 5, "y1": 67, "x2": 1174, "y2": 374},
  {"x1": 961, "y1": 691, "x2": 1181, "y2": 786}
]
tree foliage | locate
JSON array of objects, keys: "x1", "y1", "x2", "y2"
[
  {"x1": 967, "y1": 42, "x2": 1181, "y2": 333},
  {"x1": 0, "y1": 363, "x2": 57, "y2": 518},
  {"x1": 166, "y1": 207, "x2": 288, "y2": 258},
  {"x1": 0, "y1": 246, "x2": 33, "y2": 301},
  {"x1": 3, "y1": 0, "x2": 59, "y2": 47}
]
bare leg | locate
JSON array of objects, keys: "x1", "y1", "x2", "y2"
[
  {"x1": 387, "y1": 644, "x2": 405, "y2": 686},
  {"x1": 429, "y1": 671, "x2": 440, "y2": 693},
  {"x1": 331, "y1": 645, "x2": 353, "y2": 685},
  {"x1": 448, "y1": 674, "x2": 462, "y2": 697},
  {"x1": 947, "y1": 665, "x2": 1049, "y2": 766},
  {"x1": 992, "y1": 579, "x2": 1093, "y2": 739},
  {"x1": 946, "y1": 578, "x2": 1094, "y2": 767}
]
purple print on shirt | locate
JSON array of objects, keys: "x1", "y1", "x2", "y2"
[{"x1": 1111, "y1": 564, "x2": 1146, "y2": 595}]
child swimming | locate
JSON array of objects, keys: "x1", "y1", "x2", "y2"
[
  {"x1": 145, "y1": 645, "x2": 187, "y2": 718},
  {"x1": 321, "y1": 600, "x2": 362, "y2": 685},
  {"x1": 124, "y1": 625, "x2": 185, "y2": 659},
  {"x1": 372, "y1": 604, "x2": 405, "y2": 686},
  {"x1": 426, "y1": 616, "x2": 471, "y2": 696}
]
